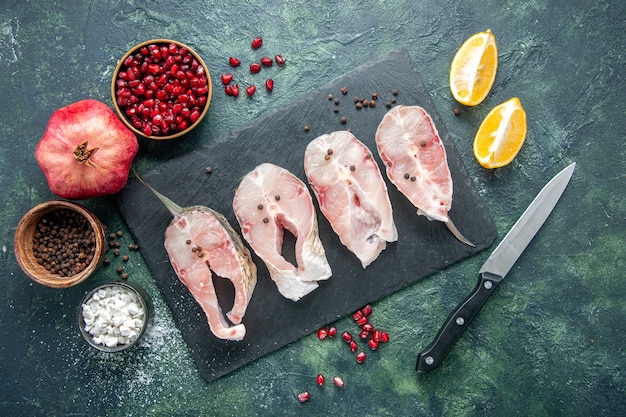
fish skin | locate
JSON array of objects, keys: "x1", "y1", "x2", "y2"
[
  {"x1": 233, "y1": 163, "x2": 331, "y2": 302},
  {"x1": 304, "y1": 131, "x2": 398, "y2": 268},
  {"x1": 375, "y1": 105, "x2": 453, "y2": 223},
  {"x1": 164, "y1": 206, "x2": 257, "y2": 341}
]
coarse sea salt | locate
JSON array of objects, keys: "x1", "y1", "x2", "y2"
[{"x1": 82, "y1": 285, "x2": 146, "y2": 348}]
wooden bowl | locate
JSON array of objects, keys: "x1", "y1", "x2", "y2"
[
  {"x1": 111, "y1": 39, "x2": 212, "y2": 140},
  {"x1": 14, "y1": 200, "x2": 108, "y2": 288}
]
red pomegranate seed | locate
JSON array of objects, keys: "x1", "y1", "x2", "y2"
[
  {"x1": 361, "y1": 305, "x2": 372, "y2": 317},
  {"x1": 353, "y1": 310, "x2": 363, "y2": 321},
  {"x1": 251, "y1": 36, "x2": 263, "y2": 49},
  {"x1": 341, "y1": 331, "x2": 352, "y2": 343},
  {"x1": 356, "y1": 352, "x2": 366, "y2": 363},
  {"x1": 317, "y1": 327, "x2": 328, "y2": 340},
  {"x1": 380, "y1": 331, "x2": 390, "y2": 343},
  {"x1": 356, "y1": 316, "x2": 368, "y2": 326},
  {"x1": 368, "y1": 339, "x2": 378, "y2": 351},
  {"x1": 359, "y1": 330, "x2": 370, "y2": 340},
  {"x1": 190, "y1": 109, "x2": 200, "y2": 123},
  {"x1": 265, "y1": 79, "x2": 274, "y2": 92},
  {"x1": 245, "y1": 85, "x2": 256, "y2": 97},
  {"x1": 229, "y1": 56, "x2": 241, "y2": 67},
  {"x1": 372, "y1": 329, "x2": 382, "y2": 342},
  {"x1": 362, "y1": 323, "x2": 374, "y2": 333},
  {"x1": 275, "y1": 54, "x2": 286, "y2": 66},
  {"x1": 349, "y1": 340, "x2": 358, "y2": 352},
  {"x1": 316, "y1": 374, "x2": 325, "y2": 386},
  {"x1": 297, "y1": 391, "x2": 310, "y2": 403},
  {"x1": 230, "y1": 84, "x2": 240, "y2": 97},
  {"x1": 328, "y1": 326, "x2": 337, "y2": 337},
  {"x1": 250, "y1": 62, "x2": 261, "y2": 74},
  {"x1": 221, "y1": 73, "x2": 233, "y2": 84},
  {"x1": 332, "y1": 376, "x2": 345, "y2": 387},
  {"x1": 260, "y1": 56, "x2": 273, "y2": 66}
]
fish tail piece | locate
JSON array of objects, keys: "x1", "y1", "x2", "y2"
[{"x1": 445, "y1": 218, "x2": 476, "y2": 247}]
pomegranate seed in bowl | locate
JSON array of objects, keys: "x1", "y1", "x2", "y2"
[{"x1": 111, "y1": 39, "x2": 212, "y2": 140}]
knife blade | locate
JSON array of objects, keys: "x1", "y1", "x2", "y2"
[{"x1": 416, "y1": 162, "x2": 576, "y2": 372}]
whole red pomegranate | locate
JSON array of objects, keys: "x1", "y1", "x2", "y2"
[{"x1": 35, "y1": 99, "x2": 139, "y2": 199}]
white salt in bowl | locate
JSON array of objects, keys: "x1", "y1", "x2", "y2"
[{"x1": 77, "y1": 281, "x2": 152, "y2": 352}]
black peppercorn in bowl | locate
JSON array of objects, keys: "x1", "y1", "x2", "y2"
[
  {"x1": 111, "y1": 39, "x2": 212, "y2": 140},
  {"x1": 77, "y1": 281, "x2": 152, "y2": 352},
  {"x1": 14, "y1": 200, "x2": 108, "y2": 288}
]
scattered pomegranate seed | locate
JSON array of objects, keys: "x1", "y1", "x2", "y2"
[
  {"x1": 221, "y1": 73, "x2": 233, "y2": 85},
  {"x1": 356, "y1": 316, "x2": 368, "y2": 326},
  {"x1": 362, "y1": 323, "x2": 374, "y2": 333},
  {"x1": 368, "y1": 339, "x2": 379, "y2": 351},
  {"x1": 229, "y1": 57, "x2": 241, "y2": 67},
  {"x1": 251, "y1": 36, "x2": 263, "y2": 49},
  {"x1": 328, "y1": 326, "x2": 337, "y2": 337},
  {"x1": 349, "y1": 340, "x2": 358, "y2": 352},
  {"x1": 361, "y1": 305, "x2": 372, "y2": 316},
  {"x1": 316, "y1": 374, "x2": 325, "y2": 386},
  {"x1": 246, "y1": 85, "x2": 256, "y2": 97},
  {"x1": 353, "y1": 310, "x2": 363, "y2": 321},
  {"x1": 356, "y1": 352, "x2": 366, "y2": 363},
  {"x1": 297, "y1": 391, "x2": 310, "y2": 403},
  {"x1": 317, "y1": 327, "x2": 328, "y2": 340},
  {"x1": 225, "y1": 84, "x2": 239, "y2": 97},
  {"x1": 341, "y1": 331, "x2": 353, "y2": 343},
  {"x1": 250, "y1": 62, "x2": 261, "y2": 74},
  {"x1": 359, "y1": 330, "x2": 370, "y2": 340},
  {"x1": 260, "y1": 56, "x2": 273, "y2": 66},
  {"x1": 265, "y1": 78, "x2": 274, "y2": 92},
  {"x1": 275, "y1": 54, "x2": 286, "y2": 66},
  {"x1": 332, "y1": 376, "x2": 345, "y2": 387},
  {"x1": 372, "y1": 329, "x2": 382, "y2": 342},
  {"x1": 380, "y1": 330, "x2": 390, "y2": 343}
]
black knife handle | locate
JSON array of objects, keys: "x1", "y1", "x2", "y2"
[{"x1": 416, "y1": 273, "x2": 501, "y2": 372}]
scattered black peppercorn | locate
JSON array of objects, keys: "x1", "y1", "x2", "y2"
[
  {"x1": 341, "y1": 86, "x2": 348, "y2": 94},
  {"x1": 304, "y1": 125, "x2": 310, "y2": 132},
  {"x1": 453, "y1": 108, "x2": 461, "y2": 116},
  {"x1": 340, "y1": 116, "x2": 347, "y2": 124}
]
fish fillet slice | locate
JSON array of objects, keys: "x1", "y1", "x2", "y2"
[
  {"x1": 233, "y1": 163, "x2": 331, "y2": 302},
  {"x1": 375, "y1": 105, "x2": 474, "y2": 246},
  {"x1": 134, "y1": 172, "x2": 257, "y2": 341},
  {"x1": 165, "y1": 208, "x2": 257, "y2": 340},
  {"x1": 304, "y1": 131, "x2": 398, "y2": 268}
]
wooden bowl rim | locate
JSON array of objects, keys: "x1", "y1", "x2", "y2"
[
  {"x1": 13, "y1": 200, "x2": 107, "y2": 288},
  {"x1": 110, "y1": 38, "x2": 212, "y2": 140}
]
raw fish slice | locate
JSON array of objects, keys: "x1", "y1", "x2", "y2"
[
  {"x1": 135, "y1": 173, "x2": 257, "y2": 341},
  {"x1": 304, "y1": 131, "x2": 398, "y2": 268},
  {"x1": 375, "y1": 105, "x2": 474, "y2": 246},
  {"x1": 233, "y1": 163, "x2": 331, "y2": 302}
]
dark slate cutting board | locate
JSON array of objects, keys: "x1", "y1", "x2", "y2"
[{"x1": 115, "y1": 47, "x2": 497, "y2": 382}]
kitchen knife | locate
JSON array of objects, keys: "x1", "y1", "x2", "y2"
[{"x1": 416, "y1": 162, "x2": 576, "y2": 372}]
